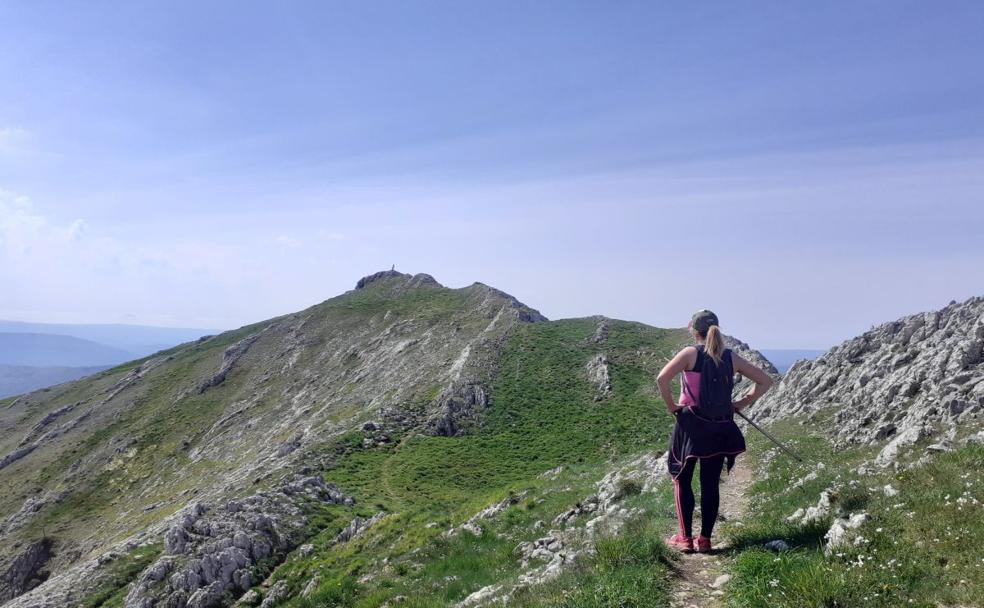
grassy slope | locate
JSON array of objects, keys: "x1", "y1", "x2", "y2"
[
  {"x1": 723, "y1": 419, "x2": 984, "y2": 608},
  {"x1": 254, "y1": 319, "x2": 688, "y2": 607},
  {"x1": 1, "y1": 279, "x2": 483, "y2": 569},
  {"x1": 7, "y1": 323, "x2": 275, "y2": 545}
]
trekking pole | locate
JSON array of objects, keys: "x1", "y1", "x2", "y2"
[{"x1": 735, "y1": 411, "x2": 804, "y2": 462}]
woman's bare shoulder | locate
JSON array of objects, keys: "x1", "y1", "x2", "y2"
[{"x1": 678, "y1": 345, "x2": 699, "y2": 367}]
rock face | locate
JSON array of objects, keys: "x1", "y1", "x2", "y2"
[
  {"x1": 356, "y1": 270, "x2": 411, "y2": 290},
  {"x1": 824, "y1": 512, "x2": 870, "y2": 555},
  {"x1": 124, "y1": 477, "x2": 353, "y2": 608},
  {"x1": 585, "y1": 354, "x2": 612, "y2": 401},
  {"x1": 755, "y1": 296, "x2": 984, "y2": 463},
  {"x1": 428, "y1": 383, "x2": 490, "y2": 437},
  {"x1": 446, "y1": 491, "x2": 528, "y2": 538},
  {"x1": 332, "y1": 512, "x2": 386, "y2": 546},
  {"x1": 257, "y1": 580, "x2": 288, "y2": 608},
  {"x1": 197, "y1": 333, "x2": 262, "y2": 394},
  {"x1": 589, "y1": 318, "x2": 610, "y2": 345},
  {"x1": 0, "y1": 538, "x2": 52, "y2": 602},
  {"x1": 786, "y1": 488, "x2": 835, "y2": 525}
]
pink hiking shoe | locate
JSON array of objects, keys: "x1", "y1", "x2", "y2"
[
  {"x1": 695, "y1": 535, "x2": 713, "y2": 553},
  {"x1": 666, "y1": 534, "x2": 694, "y2": 553}
]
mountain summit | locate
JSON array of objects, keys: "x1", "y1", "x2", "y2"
[
  {"x1": 0, "y1": 271, "x2": 774, "y2": 608},
  {"x1": 0, "y1": 271, "x2": 551, "y2": 605}
]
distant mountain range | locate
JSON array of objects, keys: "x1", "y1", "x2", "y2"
[
  {"x1": 0, "y1": 320, "x2": 217, "y2": 356},
  {"x1": 0, "y1": 320, "x2": 218, "y2": 398},
  {"x1": 0, "y1": 333, "x2": 134, "y2": 367},
  {"x1": 0, "y1": 364, "x2": 111, "y2": 398}
]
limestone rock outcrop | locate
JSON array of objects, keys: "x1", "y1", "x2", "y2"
[
  {"x1": 755, "y1": 296, "x2": 984, "y2": 464},
  {"x1": 124, "y1": 477, "x2": 352, "y2": 608}
]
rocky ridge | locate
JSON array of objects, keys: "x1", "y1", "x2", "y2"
[{"x1": 755, "y1": 296, "x2": 984, "y2": 465}]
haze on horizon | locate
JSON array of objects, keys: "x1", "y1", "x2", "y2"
[{"x1": 1, "y1": 2, "x2": 982, "y2": 350}]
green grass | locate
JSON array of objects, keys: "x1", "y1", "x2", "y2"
[
  {"x1": 389, "y1": 320, "x2": 677, "y2": 510},
  {"x1": 310, "y1": 280, "x2": 473, "y2": 324},
  {"x1": 260, "y1": 319, "x2": 687, "y2": 607},
  {"x1": 80, "y1": 543, "x2": 162, "y2": 608},
  {"x1": 726, "y1": 421, "x2": 984, "y2": 608},
  {"x1": 275, "y1": 456, "x2": 678, "y2": 608},
  {"x1": 510, "y1": 518, "x2": 676, "y2": 608},
  {"x1": 307, "y1": 319, "x2": 683, "y2": 516}
]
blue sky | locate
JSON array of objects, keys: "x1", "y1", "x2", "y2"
[{"x1": 1, "y1": 2, "x2": 982, "y2": 348}]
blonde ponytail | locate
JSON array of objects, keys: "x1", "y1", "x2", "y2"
[{"x1": 704, "y1": 325, "x2": 724, "y2": 364}]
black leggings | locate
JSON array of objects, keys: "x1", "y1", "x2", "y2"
[{"x1": 673, "y1": 454, "x2": 725, "y2": 538}]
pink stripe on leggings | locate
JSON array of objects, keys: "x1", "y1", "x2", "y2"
[{"x1": 673, "y1": 478, "x2": 686, "y2": 537}]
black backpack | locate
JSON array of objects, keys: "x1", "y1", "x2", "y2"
[{"x1": 693, "y1": 345, "x2": 734, "y2": 419}]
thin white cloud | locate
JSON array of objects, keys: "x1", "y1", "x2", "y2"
[
  {"x1": 67, "y1": 218, "x2": 88, "y2": 240},
  {"x1": 0, "y1": 190, "x2": 351, "y2": 328},
  {"x1": 0, "y1": 127, "x2": 33, "y2": 156},
  {"x1": 315, "y1": 229, "x2": 347, "y2": 242},
  {"x1": 2, "y1": 136, "x2": 982, "y2": 346},
  {"x1": 275, "y1": 235, "x2": 303, "y2": 249}
]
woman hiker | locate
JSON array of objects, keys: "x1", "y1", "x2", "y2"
[{"x1": 656, "y1": 309, "x2": 774, "y2": 553}]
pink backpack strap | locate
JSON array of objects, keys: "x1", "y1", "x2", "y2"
[{"x1": 682, "y1": 372, "x2": 697, "y2": 403}]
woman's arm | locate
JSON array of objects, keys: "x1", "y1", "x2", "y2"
[
  {"x1": 656, "y1": 347, "x2": 696, "y2": 414},
  {"x1": 731, "y1": 352, "x2": 774, "y2": 413}
]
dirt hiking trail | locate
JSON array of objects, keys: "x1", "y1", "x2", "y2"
[{"x1": 669, "y1": 457, "x2": 754, "y2": 608}]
